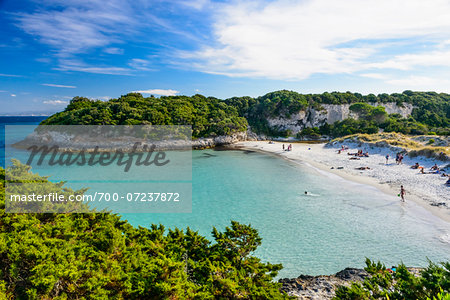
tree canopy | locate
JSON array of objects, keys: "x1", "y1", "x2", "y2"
[
  {"x1": 42, "y1": 90, "x2": 450, "y2": 138},
  {"x1": 41, "y1": 93, "x2": 248, "y2": 138},
  {"x1": 0, "y1": 162, "x2": 287, "y2": 299}
]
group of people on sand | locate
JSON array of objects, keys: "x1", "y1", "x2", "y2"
[
  {"x1": 337, "y1": 145, "x2": 371, "y2": 168},
  {"x1": 337, "y1": 147, "x2": 369, "y2": 159},
  {"x1": 412, "y1": 162, "x2": 449, "y2": 177},
  {"x1": 282, "y1": 144, "x2": 293, "y2": 151},
  {"x1": 414, "y1": 163, "x2": 450, "y2": 186},
  {"x1": 338, "y1": 145, "x2": 409, "y2": 201},
  {"x1": 335, "y1": 144, "x2": 450, "y2": 202},
  {"x1": 347, "y1": 149, "x2": 369, "y2": 158}
]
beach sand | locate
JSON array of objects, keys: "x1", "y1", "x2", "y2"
[{"x1": 236, "y1": 141, "x2": 450, "y2": 224}]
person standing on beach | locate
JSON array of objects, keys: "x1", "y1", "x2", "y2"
[
  {"x1": 385, "y1": 154, "x2": 389, "y2": 164},
  {"x1": 400, "y1": 185, "x2": 406, "y2": 202},
  {"x1": 282, "y1": 144, "x2": 285, "y2": 150}
]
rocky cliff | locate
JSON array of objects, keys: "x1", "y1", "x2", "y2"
[{"x1": 267, "y1": 103, "x2": 415, "y2": 134}]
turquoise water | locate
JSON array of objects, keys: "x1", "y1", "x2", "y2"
[
  {"x1": 124, "y1": 149, "x2": 450, "y2": 277},
  {"x1": 3, "y1": 120, "x2": 450, "y2": 278},
  {"x1": 0, "y1": 116, "x2": 47, "y2": 167}
]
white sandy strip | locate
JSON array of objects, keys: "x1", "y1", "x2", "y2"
[{"x1": 237, "y1": 141, "x2": 450, "y2": 223}]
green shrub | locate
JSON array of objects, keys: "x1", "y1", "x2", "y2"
[
  {"x1": 0, "y1": 163, "x2": 288, "y2": 299},
  {"x1": 334, "y1": 259, "x2": 450, "y2": 300}
]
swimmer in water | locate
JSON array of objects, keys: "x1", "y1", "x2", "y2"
[{"x1": 305, "y1": 191, "x2": 308, "y2": 195}]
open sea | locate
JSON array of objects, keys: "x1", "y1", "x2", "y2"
[{"x1": 2, "y1": 116, "x2": 450, "y2": 278}]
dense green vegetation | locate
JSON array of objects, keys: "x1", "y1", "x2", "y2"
[
  {"x1": 226, "y1": 90, "x2": 449, "y2": 137},
  {"x1": 334, "y1": 258, "x2": 450, "y2": 300},
  {"x1": 41, "y1": 94, "x2": 248, "y2": 138},
  {"x1": 0, "y1": 162, "x2": 287, "y2": 299},
  {"x1": 243, "y1": 90, "x2": 450, "y2": 137},
  {"x1": 42, "y1": 90, "x2": 449, "y2": 138}
]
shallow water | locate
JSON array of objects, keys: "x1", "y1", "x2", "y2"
[
  {"x1": 3, "y1": 120, "x2": 450, "y2": 277},
  {"x1": 124, "y1": 149, "x2": 450, "y2": 277}
]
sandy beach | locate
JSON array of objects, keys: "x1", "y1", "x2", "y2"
[{"x1": 237, "y1": 141, "x2": 450, "y2": 224}]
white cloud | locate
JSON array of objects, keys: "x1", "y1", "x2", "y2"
[
  {"x1": 14, "y1": 0, "x2": 134, "y2": 56},
  {"x1": 12, "y1": 1, "x2": 194, "y2": 75},
  {"x1": 360, "y1": 73, "x2": 388, "y2": 80},
  {"x1": 97, "y1": 96, "x2": 112, "y2": 101},
  {"x1": 386, "y1": 76, "x2": 450, "y2": 89},
  {"x1": 0, "y1": 73, "x2": 23, "y2": 77},
  {"x1": 177, "y1": 0, "x2": 450, "y2": 80},
  {"x1": 132, "y1": 89, "x2": 179, "y2": 96},
  {"x1": 369, "y1": 50, "x2": 450, "y2": 70},
  {"x1": 56, "y1": 59, "x2": 132, "y2": 75},
  {"x1": 177, "y1": 0, "x2": 210, "y2": 10},
  {"x1": 42, "y1": 83, "x2": 76, "y2": 88},
  {"x1": 43, "y1": 100, "x2": 69, "y2": 105},
  {"x1": 12, "y1": 1, "x2": 143, "y2": 75},
  {"x1": 128, "y1": 58, "x2": 154, "y2": 71},
  {"x1": 104, "y1": 47, "x2": 124, "y2": 55},
  {"x1": 10, "y1": 94, "x2": 16, "y2": 97}
]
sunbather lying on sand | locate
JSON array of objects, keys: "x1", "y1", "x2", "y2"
[
  {"x1": 355, "y1": 167, "x2": 371, "y2": 170},
  {"x1": 348, "y1": 150, "x2": 369, "y2": 157},
  {"x1": 411, "y1": 162, "x2": 421, "y2": 169},
  {"x1": 420, "y1": 168, "x2": 441, "y2": 174}
]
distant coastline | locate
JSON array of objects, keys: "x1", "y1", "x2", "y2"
[{"x1": 0, "y1": 114, "x2": 51, "y2": 117}]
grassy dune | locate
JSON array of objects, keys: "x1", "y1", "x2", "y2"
[{"x1": 332, "y1": 133, "x2": 449, "y2": 161}]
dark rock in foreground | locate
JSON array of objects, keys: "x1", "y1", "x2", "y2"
[
  {"x1": 280, "y1": 267, "x2": 423, "y2": 299},
  {"x1": 279, "y1": 268, "x2": 368, "y2": 299}
]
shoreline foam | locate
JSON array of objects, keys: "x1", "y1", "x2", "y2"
[{"x1": 235, "y1": 141, "x2": 450, "y2": 224}]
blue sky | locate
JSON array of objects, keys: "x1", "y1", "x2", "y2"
[{"x1": 1, "y1": 0, "x2": 450, "y2": 114}]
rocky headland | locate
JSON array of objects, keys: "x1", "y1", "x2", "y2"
[{"x1": 12, "y1": 128, "x2": 263, "y2": 151}]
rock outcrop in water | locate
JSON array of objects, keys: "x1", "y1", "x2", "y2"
[
  {"x1": 191, "y1": 130, "x2": 263, "y2": 149},
  {"x1": 14, "y1": 128, "x2": 264, "y2": 151}
]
